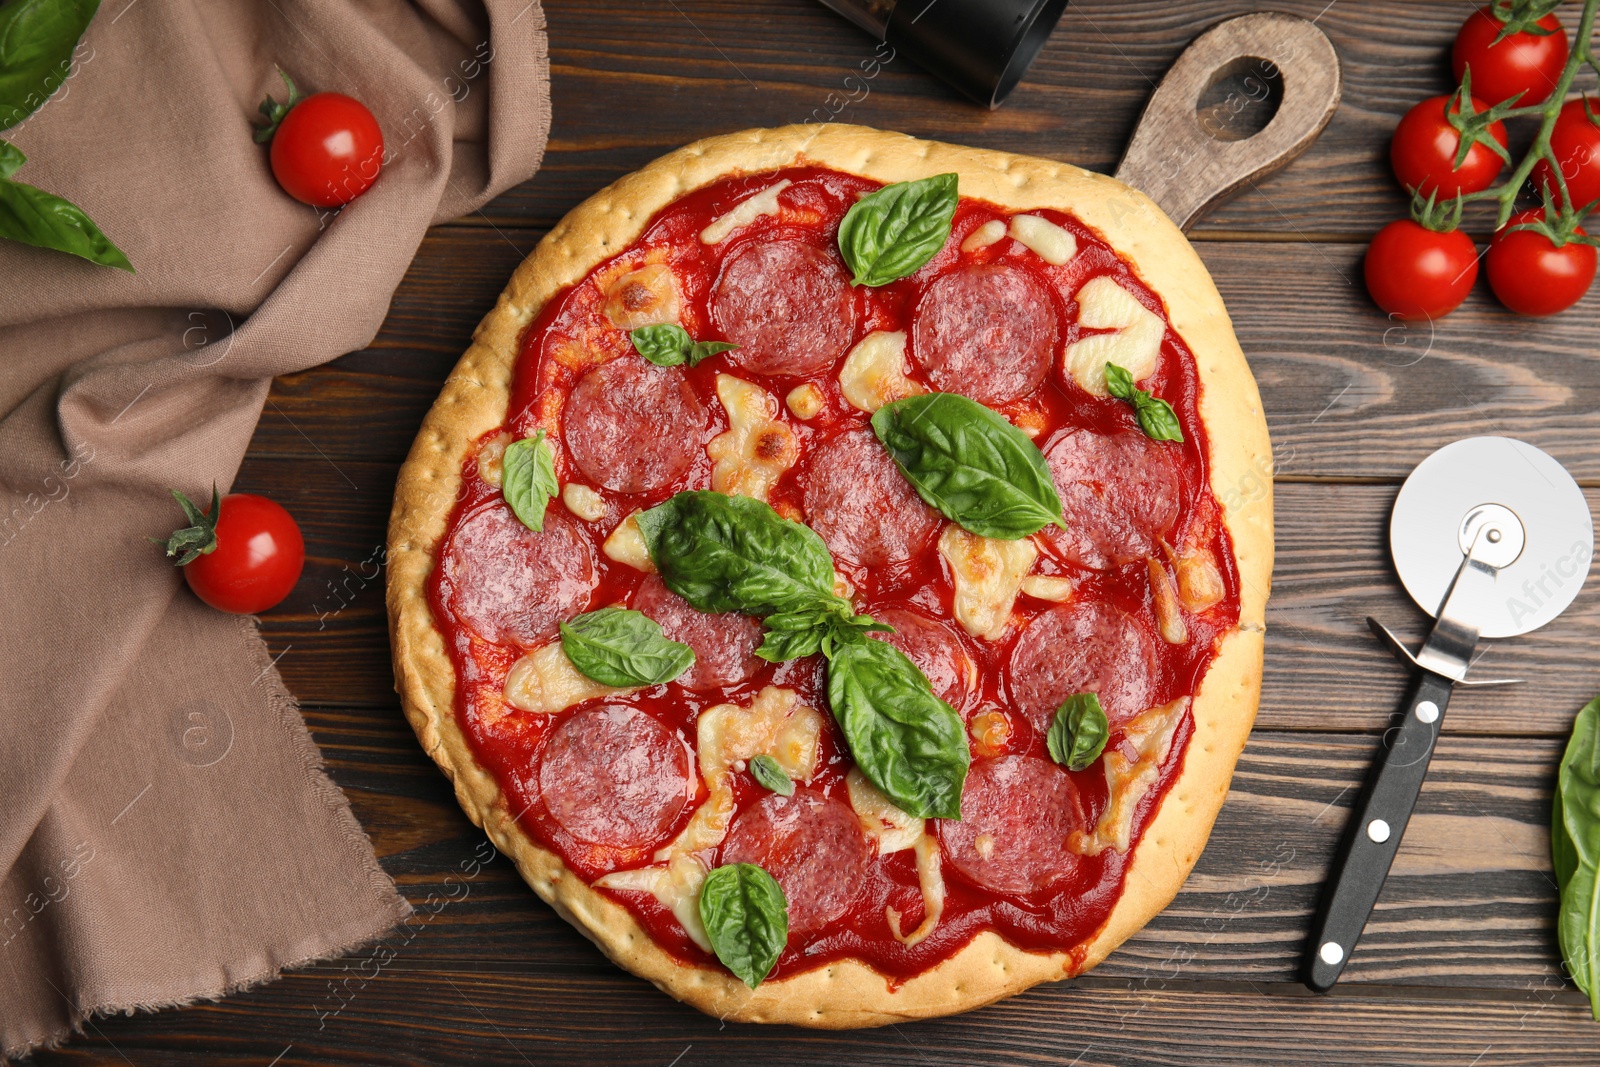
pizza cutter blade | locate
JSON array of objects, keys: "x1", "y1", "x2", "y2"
[{"x1": 1304, "y1": 436, "x2": 1593, "y2": 993}]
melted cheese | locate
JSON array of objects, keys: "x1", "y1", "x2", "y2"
[
  {"x1": 1063, "y1": 276, "x2": 1165, "y2": 397},
  {"x1": 886, "y1": 834, "x2": 946, "y2": 947},
  {"x1": 476, "y1": 432, "x2": 512, "y2": 488},
  {"x1": 595, "y1": 853, "x2": 711, "y2": 951},
  {"x1": 1170, "y1": 541, "x2": 1225, "y2": 612},
  {"x1": 960, "y1": 219, "x2": 1006, "y2": 253},
  {"x1": 1020, "y1": 574, "x2": 1074, "y2": 602},
  {"x1": 1070, "y1": 698, "x2": 1190, "y2": 856},
  {"x1": 1007, "y1": 214, "x2": 1078, "y2": 265},
  {"x1": 561, "y1": 483, "x2": 605, "y2": 522},
  {"x1": 785, "y1": 383, "x2": 824, "y2": 420},
  {"x1": 938, "y1": 525, "x2": 1038, "y2": 641},
  {"x1": 602, "y1": 510, "x2": 654, "y2": 572},
  {"x1": 697, "y1": 686, "x2": 823, "y2": 786},
  {"x1": 1146, "y1": 556, "x2": 1188, "y2": 645},
  {"x1": 700, "y1": 179, "x2": 792, "y2": 244},
  {"x1": 846, "y1": 768, "x2": 923, "y2": 855},
  {"x1": 503, "y1": 642, "x2": 630, "y2": 715},
  {"x1": 838, "y1": 330, "x2": 924, "y2": 414},
  {"x1": 602, "y1": 263, "x2": 681, "y2": 329},
  {"x1": 707, "y1": 374, "x2": 799, "y2": 503},
  {"x1": 968, "y1": 708, "x2": 1013, "y2": 759}
]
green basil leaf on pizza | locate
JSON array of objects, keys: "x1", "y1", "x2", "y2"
[
  {"x1": 1047, "y1": 692, "x2": 1110, "y2": 772},
  {"x1": 558, "y1": 606, "x2": 694, "y2": 687},
  {"x1": 871, "y1": 392, "x2": 1065, "y2": 540},
  {"x1": 825, "y1": 635, "x2": 969, "y2": 820},
  {"x1": 837, "y1": 173, "x2": 959, "y2": 287},
  {"x1": 630, "y1": 323, "x2": 737, "y2": 367},
  {"x1": 748, "y1": 754, "x2": 795, "y2": 797},
  {"x1": 1105, "y1": 361, "x2": 1184, "y2": 443},
  {"x1": 501, "y1": 430, "x2": 559, "y2": 531},
  {"x1": 699, "y1": 862, "x2": 789, "y2": 989}
]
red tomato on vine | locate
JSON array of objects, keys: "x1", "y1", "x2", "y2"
[
  {"x1": 1452, "y1": 5, "x2": 1568, "y2": 108},
  {"x1": 159, "y1": 487, "x2": 306, "y2": 615}
]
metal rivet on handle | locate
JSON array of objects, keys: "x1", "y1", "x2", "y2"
[
  {"x1": 1319, "y1": 942, "x2": 1344, "y2": 966},
  {"x1": 1367, "y1": 819, "x2": 1392, "y2": 843},
  {"x1": 1415, "y1": 701, "x2": 1439, "y2": 724}
]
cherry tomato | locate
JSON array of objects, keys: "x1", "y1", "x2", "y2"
[
  {"x1": 163, "y1": 491, "x2": 306, "y2": 614},
  {"x1": 270, "y1": 92, "x2": 384, "y2": 207},
  {"x1": 1452, "y1": 6, "x2": 1567, "y2": 108},
  {"x1": 1364, "y1": 219, "x2": 1480, "y2": 321},
  {"x1": 1391, "y1": 94, "x2": 1508, "y2": 198},
  {"x1": 1532, "y1": 98, "x2": 1600, "y2": 210},
  {"x1": 1485, "y1": 209, "x2": 1596, "y2": 316}
]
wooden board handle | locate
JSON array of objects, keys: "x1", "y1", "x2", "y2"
[{"x1": 1114, "y1": 12, "x2": 1341, "y2": 233}]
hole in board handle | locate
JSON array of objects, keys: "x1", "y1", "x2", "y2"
[{"x1": 1194, "y1": 55, "x2": 1285, "y2": 143}]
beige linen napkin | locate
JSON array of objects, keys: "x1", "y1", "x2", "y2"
[{"x1": 0, "y1": 0, "x2": 549, "y2": 1055}]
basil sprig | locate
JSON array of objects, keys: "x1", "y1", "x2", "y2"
[
  {"x1": 871, "y1": 392, "x2": 1065, "y2": 540},
  {"x1": 501, "y1": 430, "x2": 559, "y2": 532},
  {"x1": 558, "y1": 606, "x2": 694, "y2": 688},
  {"x1": 748, "y1": 754, "x2": 794, "y2": 797},
  {"x1": 1105, "y1": 362, "x2": 1184, "y2": 443},
  {"x1": 1047, "y1": 693, "x2": 1110, "y2": 772},
  {"x1": 837, "y1": 173, "x2": 958, "y2": 287},
  {"x1": 639, "y1": 490, "x2": 969, "y2": 819},
  {"x1": 630, "y1": 323, "x2": 737, "y2": 368},
  {"x1": 827, "y1": 637, "x2": 969, "y2": 820},
  {"x1": 1555, "y1": 695, "x2": 1600, "y2": 1019},
  {"x1": 0, "y1": 1, "x2": 132, "y2": 271},
  {"x1": 699, "y1": 863, "x2": 788, "y2": 989}
]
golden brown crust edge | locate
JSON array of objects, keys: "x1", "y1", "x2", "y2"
[{"x1": 385, "y1": 123, "x2": 1273, "y2": 1027}]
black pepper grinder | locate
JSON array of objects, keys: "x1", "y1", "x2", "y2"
[{"x1": 816, "y1": 0, "x2": 1070, "y2": 108}]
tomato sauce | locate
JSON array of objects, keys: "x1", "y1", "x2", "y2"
[{"x1": 427, "y1": 165, "x2": 1241, "y2": 985}]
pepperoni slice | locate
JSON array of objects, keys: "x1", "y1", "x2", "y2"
[
  {"x1": 1038, "y1": 426, "x2": 1181, "y2": 570},
  {"x1": 911, "y1": 263, "x2": 1057, "y2": 405},
  {"x1": 720, "y1": 791, "x2": 870, "y2": 935},
  {"x1": 564, "y1": 357, "x2": 707, "y2": 494},
  {"x1": 631, "y1": 573, "x2": 762, "y2": 691},
  {"x1": 802, "y1": 427, "x2": 942, "y2": 569},
  {"x1": 537, "y1": 706, "x2": 694, "y2": 849},
  {"x1": 870, "y1": 606, "x2": 975, "y2": 708},
  {"x1": 1008, "y1": 601, "x2": 1159, "y2": 730},
  {"x1": 711, "y1": 239, "x2": 856, "y2": 376},
  {"x1": 938, "y1": 756, "x2": 1083, "y2": 896},
  {"x1": 444, "y1": 503, "x2": 594, "y2": 647}
]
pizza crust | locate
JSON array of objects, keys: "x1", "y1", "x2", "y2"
[{"x1": 386, "y1": 124, "x2": 1273, "y2": 1026}]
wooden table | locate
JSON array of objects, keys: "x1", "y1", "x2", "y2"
[{"x1": 31, "y1": 1, "x2": 1600, "y2": 1062}]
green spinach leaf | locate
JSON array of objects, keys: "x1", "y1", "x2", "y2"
[
  {"x1": 1556, "y1": 695, "x2": 1600, "y2": 1017},
  {"x1": 1047, "y1": 693, "x2": 1110, "y2": 771},
  {"x1": 558, "y1": 606, "x2": 694, "y2": 688},
  {"x1": 698, "y1": 863, "x2": 788, "y2": 989},
  {"x1": 825, "y1": 636, "x2": 969, "y2": 820},
  {"x1": 871, "y1": 392, "x2": 1064, "y2": 540},
  {"x1": 837, "y1": 173, "x2": 958, "y2": 287},
  {"x1": 501, "y1": 430, "x2": 559, "y2": 532}
]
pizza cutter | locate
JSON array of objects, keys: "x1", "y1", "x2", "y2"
[{"x1": 1305, "y1": 436, "x2": 1594, "y2": 992}]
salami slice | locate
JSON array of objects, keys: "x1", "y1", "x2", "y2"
[
  {"x1": 444, "y1": 503, "x2": 595, "y2": 647},
  {"x1": 1008, "y1": 601, "x2": 1160, "y2": 730},
  {"x1": 802, "y1": 427, "x2": 942, "y2": 569},
  {"x1": 938, "y1": 756, "x2": 1083, "y2": 896},
  {"x1": 910, "y1": 263, "x2": 1057, "y2": 405},
  {"x1": 1038, "y1": 426, "x2": 1181, "y2": 570},
  {"x1": 564, "y1": 357, "x2": 708, "y2": 494},
  {"x1": 870, "y1": 606, "x2": 975, "y2": 708},
  {"x1": 710, "y1": 238, "x2": 856, "y2": 376},
  {"x1": 631, "y1": 573, "x2": 762, "y2": 691},
  {"x1": 537, "y1": 705, "x2": 694, "y2": 848},
  {"x1": 720, "y1": 790, "x2": 870, "y2": 935}
]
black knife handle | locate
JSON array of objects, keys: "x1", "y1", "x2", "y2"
[{"x1": 1304, "y1": 670, "x2": 1452, "y2": 992}]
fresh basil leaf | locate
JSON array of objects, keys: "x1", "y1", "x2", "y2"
[
  {"x1": 698, "y1": 863, "x2": 788, "y2": 989},
  {"x1": 1556, "y1": 695, "x2": 1600, "y2": 1016},
  {"x1": 630, "y1": 324, "x2": 737, "y2": 368},
  {"x1": 501, "y1": 430, "x2": 559, "y2": 532},
  {"x1": 0, "y1": 169, "x2": 131, "y2": 271},
  {"x1": 1047, "y1": 693, "x2": 1110, "y2": 772},
  {"x1": 0, "y1": 0, "x2": 99, "y2": 131},
  {"x1": 756, "y1": 614, "x2": 828, "y2": 663},
  {"x1": 825, "y1": 636, "x2": 969, "y2": 820},
  {"x1": 630, "y1": 324, "x2": 692, "y2": 366},
  {"x1": 1105, "y1": 361, "x2": 1184, "y2": 444},
  {"x1": 871, "y1": 392, "x2": 1064, "y2": 540},
  {"x1": 559, "y1": 606, "x2": 694, "y2": 688},
  {"x1": 0, "y1": 140, "x2": 22, "y2": 179},
  {"x1": 837, "y1": 173, "x2": 958, "y2": 286},
  {"x1": 748, "y1": 754, "x2": 794, "y2": 797},
  {"x1": 637, "y1": 491, "x2": 836, "y2": 617}
]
